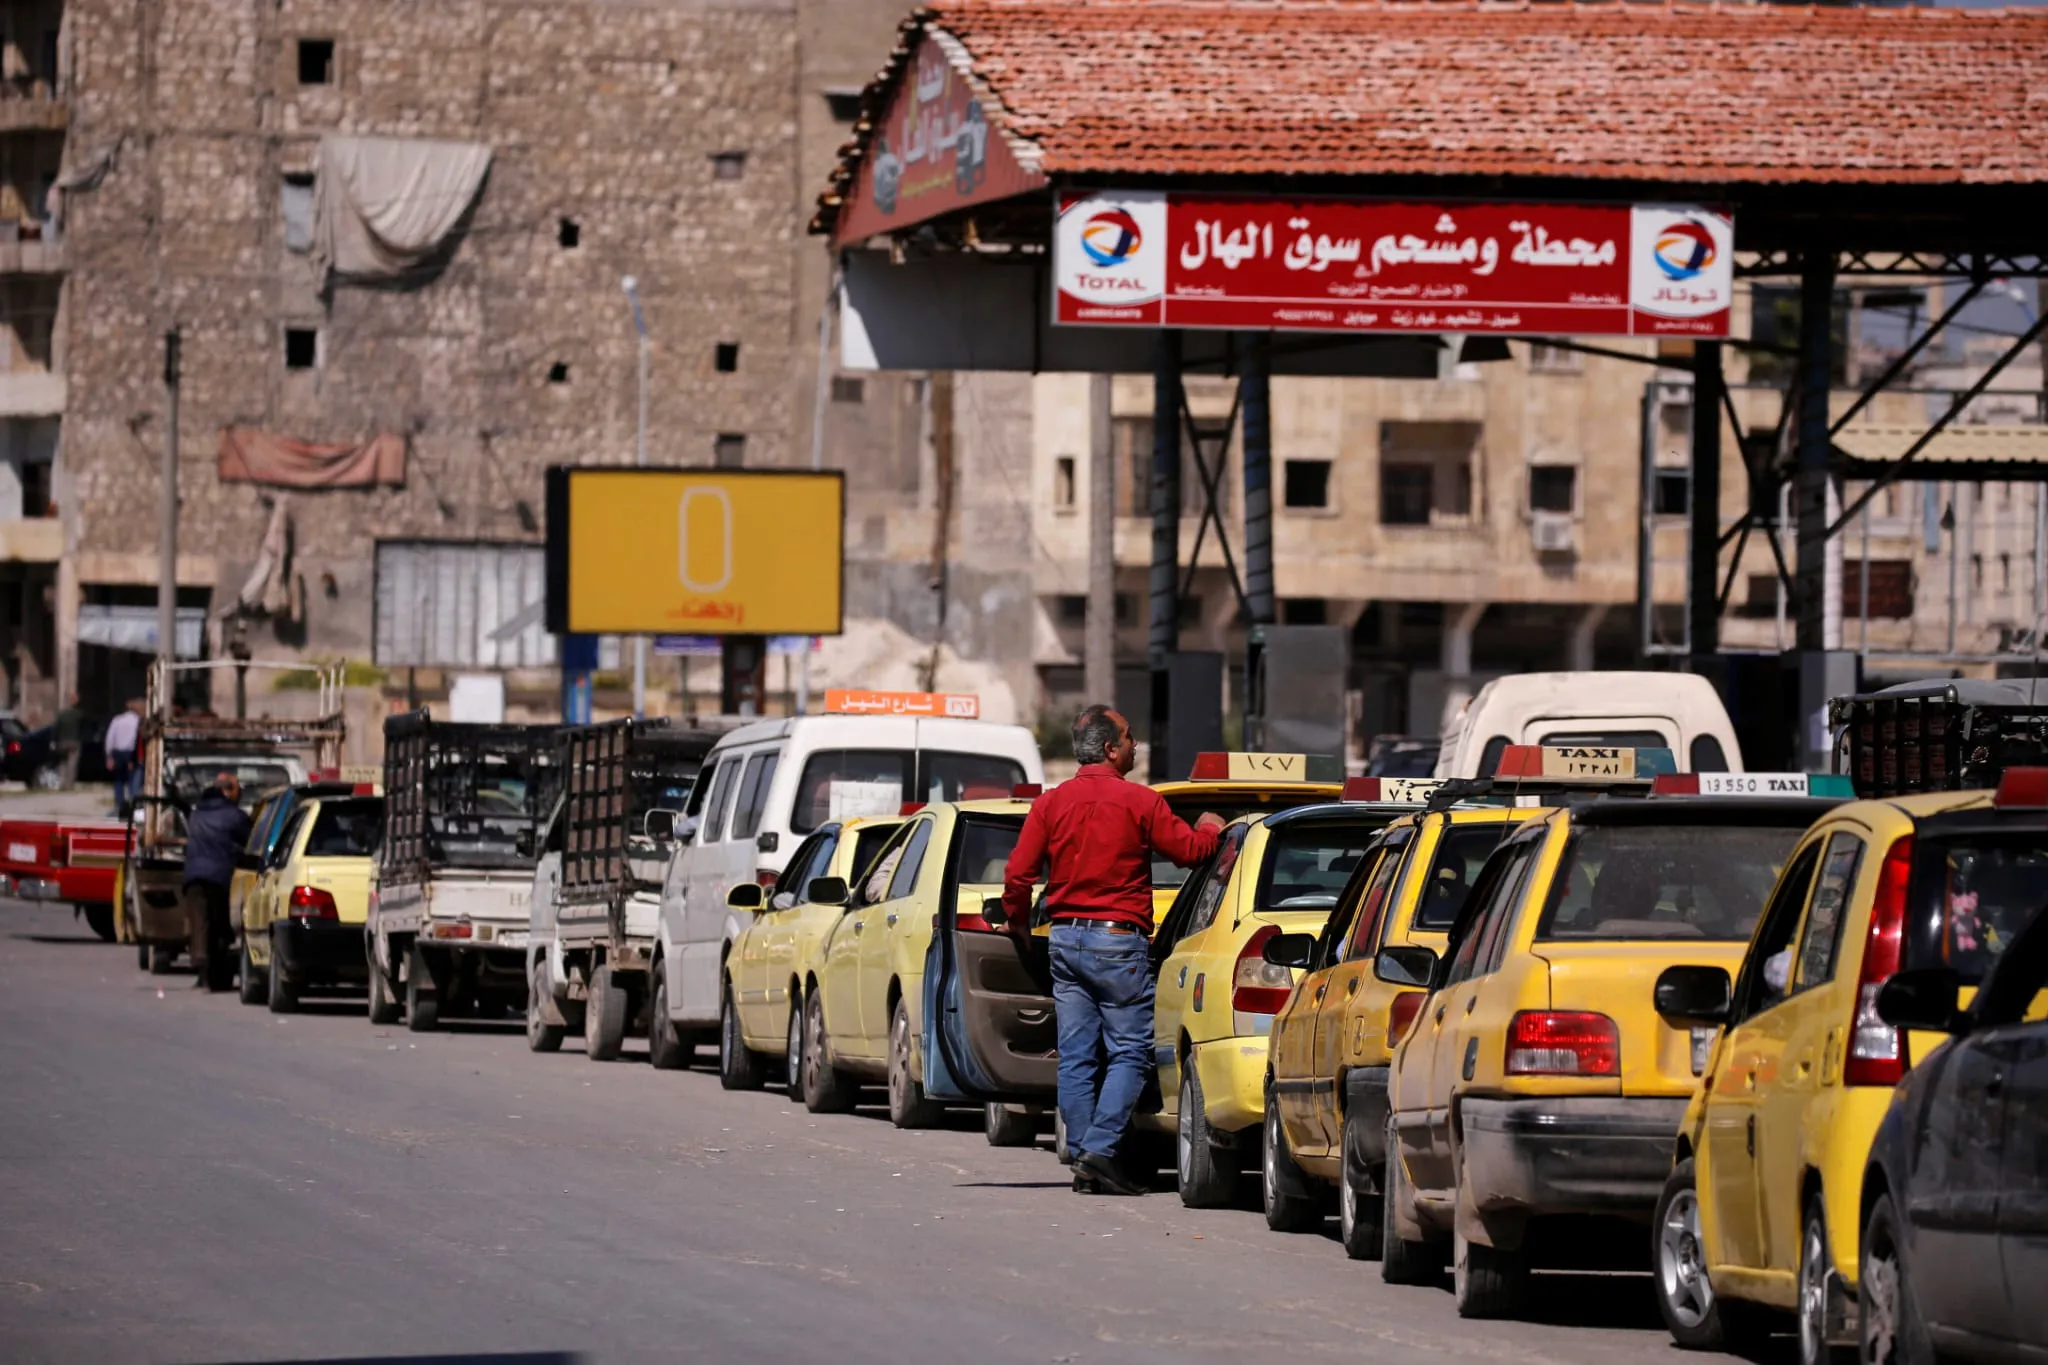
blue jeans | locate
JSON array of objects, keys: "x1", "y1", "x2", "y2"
[
  {"x1": 110, "y1": 750, "x2": 136, "y2": 811},
  {"x1": 1049, "y1": 920, "x2": 1156, "y2": 1161}
]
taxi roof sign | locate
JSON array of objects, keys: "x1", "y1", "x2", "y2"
[
  {"x1": 824, "y1": 689, "x2": 980, "y2": 719},
  {"x1": 1494, "y1": 745, "x2": 1677, "y2": 781},
  {"x1": 1341, "y1": 776, "x2": 1443, "y2": 805},
  {"x1": 1652, "y1": 772, "x2": 1855, "y2": 798},
  {"x1": 1187, "y1": 752, "x2": 1345, "y2": 784}
]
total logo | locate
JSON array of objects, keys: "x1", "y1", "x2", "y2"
[
  {"x1": 1628, "y1": 205, "x2": 1733, "y2": 322},
  {"x1": 1080, "y1": 208, "x2": 1144, "y2": 267},
  {"x1": 1055, "y1": 192, "x2": 1166, "y2": 309},
  {"x1": 1651, "y1": 219, "x2": 1718, "y2": 282}
]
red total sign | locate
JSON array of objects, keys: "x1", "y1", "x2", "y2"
[{"x1": 1052, "y1": 191, "x2": 1734, "y2": 338}]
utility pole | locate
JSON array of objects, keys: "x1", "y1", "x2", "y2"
[
  {"x1": 921, "y1": 372, "x2": 955, "y2": 692},
  {"x1": 622, "y1": 276, "x2": 648, "y2": 719},
  {"x1": 158, "y1": 327, "x2": 180, "y2": 704},
  {"x1": 1084, "y1": 373, "x2": 1115, "y2": 706}
]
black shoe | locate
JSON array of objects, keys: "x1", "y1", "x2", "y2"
[
  {"x1": 1072, "y1": 1169, "x2": 1098, "y2": 1194},
  {"x1": 1076, "y1": 1150, "x2": 1147, "y2": 1197}
]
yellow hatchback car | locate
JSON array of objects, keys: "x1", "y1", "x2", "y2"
[
  {"x1": 1145, "y1": 751, "x2": 1347, "y2": 922},
  {"x1": 239, "y1": 793, "x2": 384, "y2": 1013},
  {"x1": 720, "y1": 813, "x2": 904, "y2": 1096},
  {"x1": 1650, "y1": 778, "x2": 2048, "y2": 1364},
  {"x1": 1382, "y1": 770, "x2": 1840, "y2": 1318},
  {"x1": 1263, "y1": 803, "x2": 1542, "y2": 1254}
]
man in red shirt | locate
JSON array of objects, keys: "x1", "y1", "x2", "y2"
[{"x1": 1003, "y1": 704, "x2": 1221, "y2": 1195}]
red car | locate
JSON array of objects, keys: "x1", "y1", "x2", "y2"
[{"x1": 0, "y1": 816, "x2": 127, "y2": 940}]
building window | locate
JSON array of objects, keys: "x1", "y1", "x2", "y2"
[
  {"x1": 19, "y1": 457, "x2": 51, "y2": 517},
  {"x1": 823, "y1": 88, "x2": 863, "y2": 122},
  {"x1": 1053, "y1": 456, "x2": 1076, "y2": 511},
  {"x1": 1112, "y1": 415, "x2": 1207, "y2": 517},
  {"x1": 557, "y1": 218, "x2": 581, "y2": 249},
  {"x1": 2001, "y1": 552, "x2": 2012, "y2": 591},
  {"x1": 1055, "y1": 595, "x2": 1086, "y2": 626},
  {"x1": 284, "y1": 327, "x2": 319, "y2": 370},
  {"x1": 711, "y1": 150, "x2": 747, "y2": 181},
  {"x1": 546, "y1": 361, "x2": 569, "y2": 384},
  {"x1": 1738, "y1": 573, "x2": 1784, "y2": 619},
  {"x1": 1843, "y1": 561, "x2": 1914, "y2": 619},
  {"x1": 1654, "y1": 468, "x2": 1690, "y2": 518},
  {"x1": 280, "y1": 173, "x2": 316, "y2": 254},
  {"x1": 1282, "y1": 459, "x2": 1332, "y2": 510},
  {"x1": 1379, "y1": 421, "x2": 1477, "y2": 527},
  {"x1": 714, "y1": 342, "x2": 739, "y2": 373},
  {"x1": 297, "y1": 39, "x2": 335, "y2": 86},
  {"x1": 829, "y1": 375, "x2": 864, "y2": 404},
  {"x1": 1281, "y1": 598, "x2": 1328, "y2": 625},
  {"x1": 1528, "y1": 341, "x2": 1582, "y2": 373},
  {"x1": 714, "y1": 433, "x2": 746, "y2": 467},
  {"x1": 1528, "y1": 465, "x2": 1578, "y2": 515}
]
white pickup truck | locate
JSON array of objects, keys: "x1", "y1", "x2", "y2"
[{"x1": 366, "y1": 711, "x2": 557, "y2": 1030}]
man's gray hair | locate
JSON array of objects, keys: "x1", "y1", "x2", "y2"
[{"x1": 1072, "y1": 704, "x2": 1121, "y2": 765}]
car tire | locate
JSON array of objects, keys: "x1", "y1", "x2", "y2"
[
  {"x1": 267, "y1": 936, "x2": 299, "y2": 1014},
  {"x1": 647, "y1": 967, "x2": 687, "y2": 1071},
  {"x1": 800, "y1": 987, "x2": 857, "y2": 1114},
  {"x1": 83, "y1": 903, "x2": 117, "y2": 943},
  {"x1": 1337, "y1": 1104, "x2": 1383, "y2": 1261},
  {"x1": 137, "y1": 939, "x2": 150, "y2": 971},
  {"x1": 1380, "y1": 1114, "x2": 1443, "y2": 1284},
  {"x1": 367, "y1": 953, "x2": 401, "y2": 1026},
  {"x1": 1175, "y1": 1062, "x2": 1238, "y2": 1208},
  {"x1": 887, "y1": 996, "x2": 944, "y2": 1128},
  {"x1": 984, "y1": 1102, "x2": 1037, "y2": 1148},
  {"x1": 1262, "y1": 1095, "x2": 1325, "y2": 1232},
  {"x1": 585, "y1": 964, "x2": 627, "y2": 1062},
  {"x1": 1654, "y1": 1157, "x2": 1757, "y2": 1350},
  {"x1": 1453, "y1": 1228, "x2": 1530, "y2": 1319},
  {"x1": 525, "y1": 958, "x2": 565, "y2": 1053},
  {"x1": 1861, "y1": 1190, "x2": 1932, "y2": 1365},
  {"x1": 1800, "y1": 1197, "x2": 1853, "y2": 1365},
  {"x1": 783, "y1": 999, "x2": 804, "y2": 1100},
  {"x1": 720, "y1": 979, "x2": 768, "y2": 1090},
  {"x1": 405, "y1": 947, "x2": 439, "y2": 1033},
  {"x1": 149, "y1": 944, "x2": 175, "y2": 975},
  {"x1": 239, "y1": 939, "x2": 268, "y2": 1007}
]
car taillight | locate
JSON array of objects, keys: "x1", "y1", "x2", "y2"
[
  {"x1": 1846, "y1": 834, "x2": 1913, "y2": 1087},
  {"x1": 1506, "y1": 1010, "x2": 1620, "y2": 1076},
  {"x1": 5, "y1": 740, "x2": 18, "y2": 755},
  {"x1": 49, "y1": 833, "x2": 67, "y2": 868},
  {"x1": 756, "y1": 869, "x2": 781, "y2": 889},
  {"x1": 1232, "y1": 925, "x2": 1294, "y2": 1015},
  {"x1": 1387, "y1": 990, "x2": 1425, "y2": 1047},
  {"x1": 289, "y1": 885, "x2": 339, "y2": 920}
]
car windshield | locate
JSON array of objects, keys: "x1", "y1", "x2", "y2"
[
  {"x1": 1255, "y1": 820, "x2": 1379, "y2": 910},
  {"x1": 305, "y1": 798, "x2": 383, "y2": 857},
  {"x1": 1912, "y1": 833, "x2": 2048, "y2": 984},
  {"x1": 1413, "y1": 822, "x2": 1525, "y2": 930},
  {"x1": 167, "y1": 761, "x2": 295, "y2": 809},
  {"x1": 425, "y1": 749, "x2": 551, "y2": 868},
  {"x1": 791, "y1": 749, "x2": 1026, "y2": 834},
  {"x1": 1537, "y1": 824, "x2": 1800, "y2": 941},
  {"x1": 1153, "y1": 795, "x2": 1334, "y2": 889}
]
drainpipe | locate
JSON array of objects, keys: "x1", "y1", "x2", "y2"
[
  {"x1": 1442, "y1": 601, "x2": 1488, "y2": 731},
  {"x1": 1569, "y1": 604, "x2": 1610, "y2": 672}
]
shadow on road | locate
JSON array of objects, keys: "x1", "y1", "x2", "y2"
[
  {"x1": 13, "y1": 933, "x2": 108, "y2": 946},
  {"x1": 1517, "y1": 1272, "x2": 1665, "y2": 1332},
  {"x1": 951, "y1": 1180, "x2": 1077, "y2": 1190},
  {"x1": 209, "y1": 1355, "x2": 580, "y2": 1365}
]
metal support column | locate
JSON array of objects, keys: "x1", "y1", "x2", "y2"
[
  {"x1": 1239, "y1": 334, "x2": 1275, "y2": 746},
  {"x1": 1689, "y1": 341, "x2": 1723, "y2": 659},
  {"x1": 1147, "y1": 332, "x2": 1183, "y2": 780},
  {"x1": 1792, "y1": 254, "x2": 1850, "y2": 766}
]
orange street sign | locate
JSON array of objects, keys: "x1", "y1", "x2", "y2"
[{"x1": 824, "y1": 689, "x2": 980, "y2": 719}]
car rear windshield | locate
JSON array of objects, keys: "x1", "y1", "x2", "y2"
[
  {"x1": 791, "y1": 749, "x2": 1026, "y2": 834},
  {"x1": 1255, "y1": 821, "x2": 1380, "y2": 911},
  {"x1": 1536, "y1": 824, "x2": 1801, "y2": 941},
  {"x1": 954, "y1": 815, "x2": 1026, "y2": 887},
  {"x1": 1153, "y1": 795, "x2": 1332, "y2": 888},
  {"x1": 1909, "y1": 832, "x2": 2048, "y2": 984},
  {"x1": 305, "y1": 799, "x2": 382, "y2": 857},
  {"x1": 168, "y1": 762, "x2": 295, "y2": 808},
  {"x1": 1414, "y1": 822, "x2": 1525, "y2": 930}
]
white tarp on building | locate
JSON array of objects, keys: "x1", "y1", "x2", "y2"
[
  {"x1": 77, "y1": 605, "x2": 206, "y2": 659},
  {"x1": 312, "y1": 136, "x2": 492, "y2": 282},
  {"x1": 374, "y1": 542, "x2": 553, "y2": 669}
]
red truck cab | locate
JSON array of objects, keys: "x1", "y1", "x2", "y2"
[{"x1": 0, "y1": 816, "x2": 127, "y2": 940}]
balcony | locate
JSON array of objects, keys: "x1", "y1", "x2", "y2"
[
  {"x1": 0, "y1": 371, "x2": 64, "y2": 417},
  {"x1": 0, "y1": 516, "x2": 62, "y2": 563},
  {"x1": 0, "y1": 80, "x2": 67, "y2": 134}
]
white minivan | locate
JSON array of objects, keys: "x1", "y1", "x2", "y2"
[
  {"x1": 653, "y1": 712, "x2": 1043, "y2": 1059},
  {"x1": 1434, "y1": 670, "x2": 1744, "y2": 778}
]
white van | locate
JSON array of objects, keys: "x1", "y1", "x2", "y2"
[
  {"x1": 1434, "y1": 670, "x2": 1743, "y2": 779},
  {"x1": 653, "y1": 711, "x2": 1043, "y2": 1058}
]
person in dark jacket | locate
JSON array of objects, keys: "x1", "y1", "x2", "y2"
[{"x1": 184, "y1": 772, "x2": 252, "y2": 992}]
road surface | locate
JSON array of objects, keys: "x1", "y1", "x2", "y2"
[{"x1": 0, "y1": 897, "x2": 1726, "y2": 1365}]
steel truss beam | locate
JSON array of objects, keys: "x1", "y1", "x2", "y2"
[{"x1": 1739, "y1": 250, "x2": 2048, "y2": 280}]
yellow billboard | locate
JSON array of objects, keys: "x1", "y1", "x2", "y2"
[{"x1": 544, "y1": 468, "x2": 844, "y2": 636}]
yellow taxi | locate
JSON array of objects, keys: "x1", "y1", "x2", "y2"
[
  {"x1": 1650, "y1": 772, "x2": 2048, "y2": 1364},
  {"x1": 719, "y1": 813, "x2": 904, "y2": 1096},
  {"x1": 231, "y1": 777, "x2": 368, "y2": 995},
  {"x1": 1382, "y1": 749, "x2": 1842, "y2": 1318},
  {"x1": 1263, "y1": 801, "x2": 1543, "y2": 1254},
  {"x1": 799, "y1": 795, "x2": 1039, "y2": 1127},
  {"x1": 1145, "y1": 752, "x2": 1346, "y2": 922},
  {"x1": 238, "y1": 792, "x2": 384, "y2": 1013}
]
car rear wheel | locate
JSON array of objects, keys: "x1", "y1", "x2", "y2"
[
  {"x1": 647, "y1": 968, "x2": 687, "y2": 1070},
  {"x1": 83, "y1": 903, "x2": 116, "y2": 943},
  {"x1": 719, "y1": 979, "x2": 767, "y2": 1090},
  {"x1": 1262, "y1": 1096, "x2": 1324, "y2": 1233},
  {"x1": 584, "y1": 964, "x2": 627, "y2": 1061},
  {"x1": 149, "y1": 944, "x2": 175, "y2": 975},
  {"x1": 1380, "y1": 1115, "x2": 1443, "y2": 1285},
  {"x1": 801, "y1": 988, "x2": 857, "y2": 1113},
  {"x1": 1337, "y1": 1105, "x2": 1382, "y2": 1261},
  {"x1": 886, "y1": 997, "x2": 943, "y2": 1128},
  {"x1": 984, "y1": 1102, "x2": 1037, "y2": 1148},
  {"x1": 1861, "y1": 1190, "x2": 1932, "y2": 1365},
  {"x1": 266, "y1": 935, "x2": 299, "y2": 1014},
  {"x1": 405, "y1": 946, "x2": 439, "y2": 1032},
  {"x1": 1453, "y1": 1228, "x2": 1530, "y2": 1319},
  {"x1": 525, "y1": 958, "x2": 564, "y2": 1053},
  {"x1": 1800, "y1": 1199, "x2": 1852, "y2": 1365},
  {"x1": 367, "y1": 953, "x2": 401, "y2": 1026},
  {"x1": 1175, "y1": 1063, "x2": 1238, "y2": 1208},
  {"x1": 239, "y1": 939, "x2": 268, "y2": 1006},
  {"x1": 783, "y1": 999, "x2": 804, "y2": 1099}
]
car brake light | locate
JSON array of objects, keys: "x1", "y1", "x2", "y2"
[
  {"x1": 5, "y1": 740, "x2": 18, "y2": 755},
  {"x1": 1846, "y1": 834, "x2": 1913, "y2": 1086},
  {"x1": 1232, "y1": 925, "x2": 1293, "y2": 1015},
  {"x1": 49, "y1": 833, "x2": 67, "y2": 868},
  {"x1": 288, "y1": 885, "x2": 339, "y2": 920},
  {"x1": 1993, "y1": 768, "x2": 2048, "y2": 809},
  {"x1": 1387, "y1": 990, "x2": 1425, "y2": 1046},
  {"x1": 1506, "y1": 1010, "x2": 1619, "y2": 1076},
  {"x1": 756, "y1": 869, "x2": 780, "y2": 889},
  {"x1": 1011, "y1": 783, "x2": 1042, "y2": 799}
]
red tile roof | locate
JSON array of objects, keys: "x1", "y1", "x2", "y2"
[{"x1": 818, "y1": 1, "x2": 2048, "y2": 234}]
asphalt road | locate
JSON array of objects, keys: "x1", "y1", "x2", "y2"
[{"x1": 1, "y1": 897, "x2": 1717, "y2": 1365}]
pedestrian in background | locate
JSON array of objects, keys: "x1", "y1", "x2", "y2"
[
  {"x1": 182, "y1": 771, "x2": 251, "y2": 992},
  {"x1": 1002, "y1": 704, "x2": 1222, "y2": 1196},
  {"x1": 52, "y1": 692, "x2": 82, "y2": 788},
  {"x1": 105, "y1": 698, "x2": 141, "y2": 816}
]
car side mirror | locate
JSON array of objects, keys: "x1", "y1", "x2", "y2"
[
  {"x1": 1375, "y1": 945, "x2": 1439, "y2": 990},
  {"x1": 756, "y1": 830, "x2": 779, "y2": 854},
  {"x1": 1654, "y1": 964, "x2": 1733, "y2": 1028},
  {"x1": 514, "y1": 828, "x2": 536, "y2": 859},
  {"x1": 980, "y1": 895, "x2": 1009, "y2": 929},
  {"x1": 644, "y1": 810, "x2": 676, "y2": 843},
  {"x1": 1877, "y1": 967, "x2": 1966, "y2": 1034},
  {"x1": 725, "y1": 883, "x2": 766, "y2": 913},
  {"x1": 1262, "y1": 932, "x2": 1317, "y2": 971},
  {"x1": 806, "y1": 876, "x2": 848, "y2": 907}
]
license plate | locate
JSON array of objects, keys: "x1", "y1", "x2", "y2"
[{"x1": 7, "y1": 843, "x2": 35, "y2": 863}]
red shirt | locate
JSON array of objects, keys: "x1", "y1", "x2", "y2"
[{"x1": 1002, "y1": 764, "x2": 1220, "y2": 931}]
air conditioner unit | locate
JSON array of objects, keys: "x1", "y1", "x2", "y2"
[{"x1": 1531, "y1": 512, "x2": 1576, "y2": 554}]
